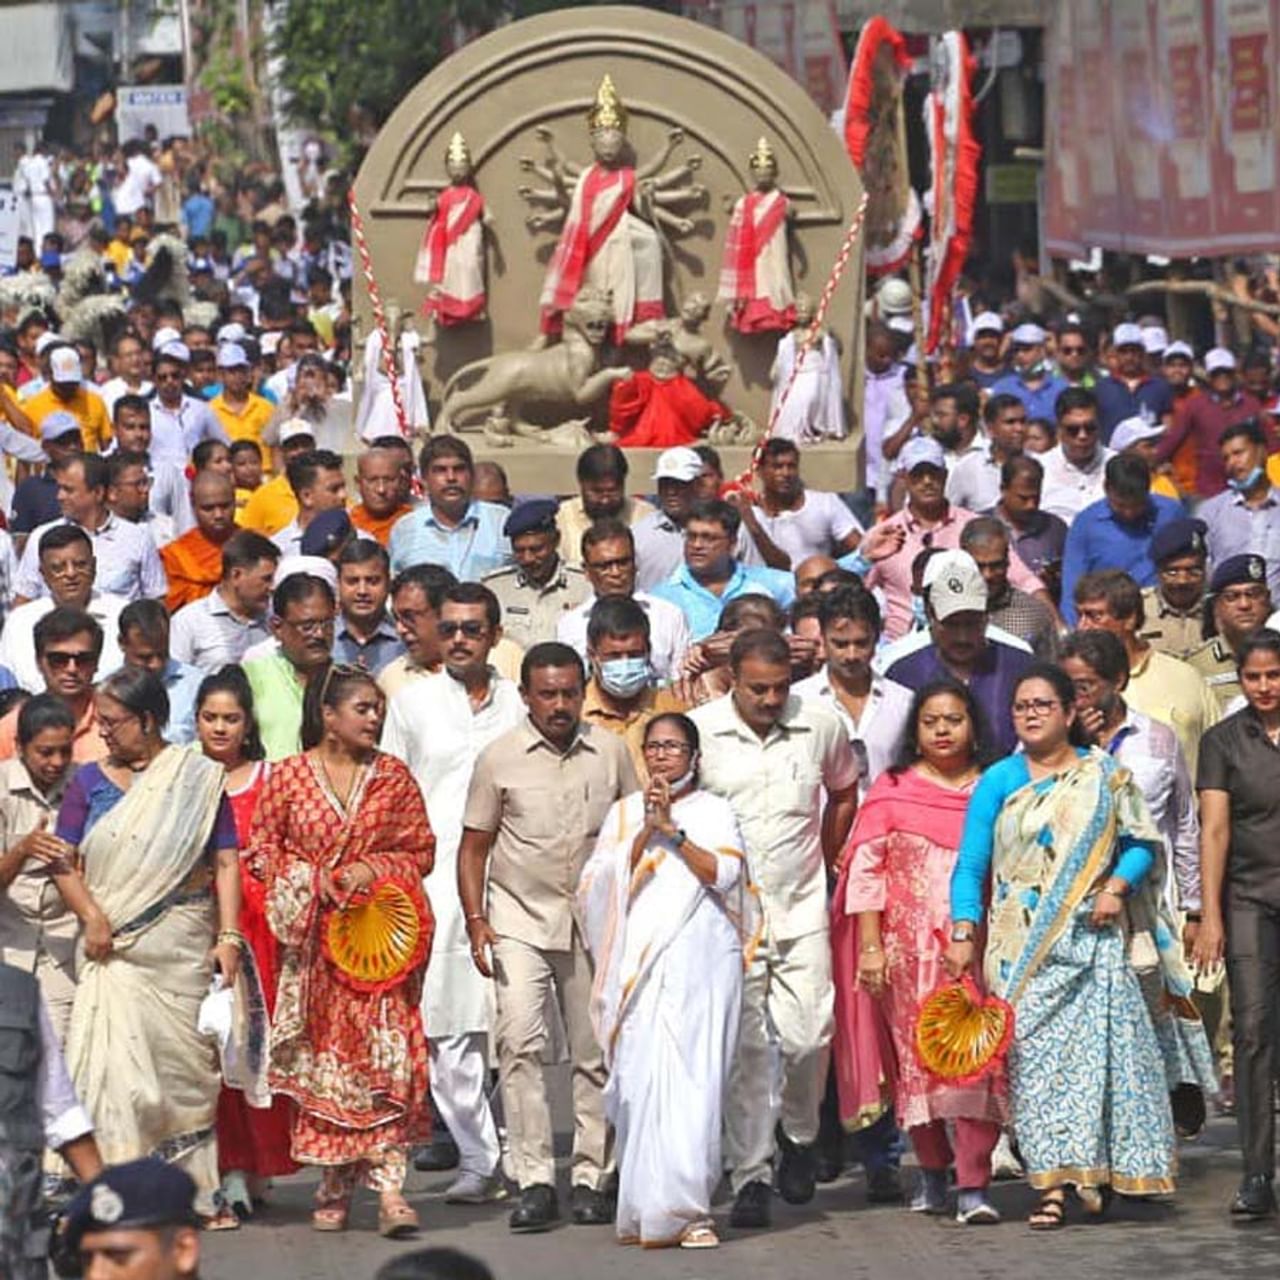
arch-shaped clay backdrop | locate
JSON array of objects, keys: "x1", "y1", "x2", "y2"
[{"x1": 352, "y1": 5, "x2": 865, "y2": 492}]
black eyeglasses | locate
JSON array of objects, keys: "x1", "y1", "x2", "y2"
[
  {"x1": 44, "y1": 650, "x2": 96, "y2": 669},
  {"x1": 438, "y1": 620, "x2": 487, "y2": 638}
]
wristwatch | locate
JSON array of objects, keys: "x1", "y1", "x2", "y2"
[
  {"x1": 950, "y1": 924, "x2": 975, "y2": 943},
  {"x1": 671, "y1": 827, "x2": 688, "y2": 847}
]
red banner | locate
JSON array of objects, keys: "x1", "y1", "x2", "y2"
[{"x1": 1045, "y1": 0, "x2": 1280, "y2": 257}]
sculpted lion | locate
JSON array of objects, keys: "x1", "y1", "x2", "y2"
[{"x1": 435, "y1": 286, "x2": 632, "y2": 437}]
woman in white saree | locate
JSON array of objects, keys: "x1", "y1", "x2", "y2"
[
  {"x1": 51, "y1": 669, "x2": 243, "y2": 1226},
  {"x1": 579, "y1": 712, "x2": 758, "y2": 1249}
]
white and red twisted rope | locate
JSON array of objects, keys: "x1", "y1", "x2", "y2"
[
  {"x1": 348, "y1": 188, "x2": 410, "y2": 438},
  {"x1": 740, "y1": 190, "x2": 870, "y2": 485}
]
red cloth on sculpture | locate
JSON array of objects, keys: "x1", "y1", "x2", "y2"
[
  {"x1": 609, "y1": 371, "x2": 730, "y2": 448},
  {"x1": 216, "y1": 762, "x2": 298, "y2": 1178}
]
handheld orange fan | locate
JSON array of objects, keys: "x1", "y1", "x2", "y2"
[{"x1": 324, "y1": 877, "x2": 429, "y2": 994}]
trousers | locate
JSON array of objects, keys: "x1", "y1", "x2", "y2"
[
  {"x1": 1225, "y1": 895, "x2": 1280, "y2": 1178},
  {"x1": 724, "y1": 928, "x2": 834, "y2": 1192},
  {"x1": 492, "y1": 932, "x2": 611, "y2": 1190},
  {"x1": 429, "y1": 1032, "x2": 500, "y2": 1177},
  {"x1": 909, "y1": 1119, "x2": 1000, "y2": 1189}
]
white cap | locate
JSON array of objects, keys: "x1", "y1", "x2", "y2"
[
  {"x1": 1163, "y1": 340, "x2": 1194, "y2": 362},
  {"x1": 273, "y1": 554, "x2": 338, "y2": 593},
  {"x1": 970, "y1": 311, "x2": 1003, "y2": 336},
  {"x1": 216, "y1": 342, "x2": 250, "y2": 370},
  {"x1": 49, "y1": 347, "x2": 82, "y2": 385},
  {"x1": 278, "y1": 417, "x2": 317, "y2": 445},
  {"x1": 217, "y1": 322, "x2": 247, "y2": 345},
  {"x1": 1205, "y1": 347, "x2": 1237, "y2": 374},
  {"x1": 896, "y1": 435, "x2": 947, "y2": 474},
  {"x1": 151, "y1": 326, "x2": 182, "y2": 351},
  {"x1": 157, "y1": 340, "x2": 190, "y2": 364},
  {"x1": 876, "y1": 277, "x2": 913, "y2": 317},
  {"x1": 34, "y1": 331, "x2": 63, "y2": 357},
  {"x1": 1111, "y1": 416, "x2": 1165, "y2": 452},
  {"x1": 260, "y1": 332, "x2": 283, "y2": 357},
  {"x1": 887, "y1": 315, "x2": 914, "y2": 335},
  {"x1": 1011, "y1": 322, "x2": 1046, "y2": 345},
  {"x1": 1141, "y1": 325, "x2": 1169, "y2": 355},
  {"x1": 653, "y1": 446, "x2": 702, "y2": 483},
  {"x1": 1112, "y1": 322, "x2": 1145, "y2": 348},
  {"x1": 922, "y1": 550, "x2": 988, "y2": 621}
]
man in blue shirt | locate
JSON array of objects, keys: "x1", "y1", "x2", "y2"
[
  {"x1": 1092, "y1": 323, "x2": 1174, "y2": 444},
  {"x1": 883, "y1": 549, "x2": 1034, "y2": 755},
  {"x1": 389, "y1": 435, "x2": 511, "y2": 582},
  {"x1": 652, "y1": 498, "x2": 794, "y2": 640},
  {"x1": 1060, "y1": 453, "x2": 1182, "y2": 624},
  {"x1": 114, "y1": 598, "x2": 204, "y2": 744},
  {"x1": 988, "y1": 322, "x2": 1069, "y2": 423}
]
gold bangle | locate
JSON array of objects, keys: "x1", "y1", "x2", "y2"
[
  {"x1": 860, "y1": 943, "x2": 883, "y2": 954},
  {"x1": 216, "y1": 929, "x2": 245, "y2": 946}
]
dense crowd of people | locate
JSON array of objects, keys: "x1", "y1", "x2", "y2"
[{"x1": 2, "y1": 128, "x2": 1280, "y2": 1280}]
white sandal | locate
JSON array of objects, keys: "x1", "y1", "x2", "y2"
[{"x1": 680, "y1": 1222, "x2": 720, "y2": 1249}]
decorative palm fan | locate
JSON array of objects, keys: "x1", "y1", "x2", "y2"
[
  {"x1": 323, "y1": 878, "x2": 429, "y2": 994},
  {"x1": 915, "y1": 976, "x2": 1013, "y2": 1084}
]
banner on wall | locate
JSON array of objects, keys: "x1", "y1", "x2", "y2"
[{"x1": 1045, "y1": 0, "x2": 1280, "y2": 257}]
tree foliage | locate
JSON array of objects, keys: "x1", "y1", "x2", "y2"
[{"x1": 270, "y1": 0, "x2": 673, "y2": 167}]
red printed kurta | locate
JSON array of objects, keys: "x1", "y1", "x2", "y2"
[
  {"x1": 216, "y1": 761, "x2": 298, "y2": 1177},
  {"x1": 252, "y1": 751, "x2": 435, "y2": 1167}
]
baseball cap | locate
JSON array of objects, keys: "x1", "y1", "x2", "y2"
[
  {"x1": 886, "y1": 315, "x2": 915, "y2": 335},
  {"x1": 970, "y1": 311, "x2": 1003, "y2": 337},
  {"x1": 1205, "y1": 347, "x2": 1237, "y2": 374},
  {"x1": 151, "y1": 326, "x2": 182, "y2": 351},
  {"x1": 278, "y1": 417, "x2": 317, "y2": 446},
  {"x1": 922, "y1": 550, "x2": 988, "y2": 621},
  {"x1": 216, "y1": 342, "x2": 250, "y2": 370},
  {"x1": 876, "y1": 277, "x2": 913, "y2": 317},
  {"x1": 157, "y1": 340, "x2": 190, "y2": 365},
  {"x1": 49, "y1": 347, "x2": 82, "y2": 385},
  {"x1": 260, "y1": 332, "x2": 284, "y2": 357},
  {"x1": 1163, "y1": 340, "x2": 1194, "y2": 362},
  {"x1": 1141, "y1": 326, "x2": 1168, "y2": 355},
  {"x1": 653, "y1": 446, "x2": 703, "y2": 483},
  {"x1": 1112, "y1": 322, "x2": 1145, "y2": 348},
  {"x1": 34, "y1": 331, "x2": 63, "y2": 357},
  {"x1": 217, "y1": 322, "x2": 247, "y2": 345},
  {"x1": 38, "y1": 410, "x2": 82, "y2": 445},
  {"x1": 896, "y1": 435, "x2": 947, "y2": 474},
  {"x1": 1110, "y1": 416, "x2": 1164, "y2": 452},
  {"x1": 1011, "y1": 322, "x2": 1047, "y2": 346}
]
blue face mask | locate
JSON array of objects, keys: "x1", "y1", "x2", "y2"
[
  {"x1": 911, "y1": 595, "x2": 928, "y2": 630},
  {"x1": 598, "y1": 656, "x2": 651, "y2": 699},
  {"x1": 1228, "y1": 465, "x2": 1264, "y2": 493}
]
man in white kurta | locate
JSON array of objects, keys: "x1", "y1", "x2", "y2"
[
  {"x1": 690, "y1": 630, "x2": 858, "y2": 1228},
  {"x1": 381, "y1": 586, "x2": 523, "y2": 1202}
]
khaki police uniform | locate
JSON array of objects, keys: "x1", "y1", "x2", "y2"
[{"x1": 483, "y1": 560, "x2": 590, "y2": 650}]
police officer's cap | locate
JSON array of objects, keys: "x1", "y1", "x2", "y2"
[
  {"x1": 54, "y1": 1159, "x2": 199, "y2": 1275},
  {"x1": 503, "y1": 498, "x2": 559, "y2": 539},
  {"x1": 1150, "y1": 517, "x2": 1207, "y2": 566},
  {"x1": 1210, "y1": 553, "x2": 1268, "y2": 595}
]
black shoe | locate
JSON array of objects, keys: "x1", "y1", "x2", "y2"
[
  {"x1": 776, "y1": 1129, "x2": 818, "y2": 1205},
  {"x1": 729, "y1": 1180, "x2": 772, "y2": 1229},
  {"x1": 814, "y1": 1149, "x2": 843, "y2": 1184},
  {"x1": 412, "y1": 1132, "x2": 460, "y2": 1172},
  {"x1": 509, "y1": 1184, "x2": 559, "y2": 1232},
  {"x1": 1231, "y1": 1175, "x2": 1277, "y2": 1219},
  {"x1": 570, "y1": 1184, "x2": 613, "y2": 1225},
  {"x1": 866, "y1": 1164, "x2": 905, "y2": 1204},
  {"x1": 1171, "y1": 1084, "x2": 1207, "y2": 1140}
]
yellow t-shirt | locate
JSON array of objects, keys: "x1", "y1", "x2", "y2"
[
  {"x1": 209, "y1": 392, "x2": 274, "y2": 447},
  {"x1": 1151, "y1": 474, "x2": 1181, "y2": 502},
  {"x1": 1266, "y1": 452, "x2": 1280, "y2": 490},
  {"x1": 239, "y1": 472, "x2": 298, "y2": 536},
  {"x1": 23, "y1": 384, "x2": 112, "y2": 452}
]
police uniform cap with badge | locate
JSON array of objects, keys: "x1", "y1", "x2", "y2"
[
  {"x1": 483, "y1": 498, "x2": 588, "y2": 647},
  {"x1": 53, "y1": 1159, "x2": 201, "y2": 1278},
  {"x1": 1140, "y1": 517, "x2": 1209, "y2": 658},
  {"x1": 1188, "y1": 553, "x2": 1272, "y2": 710}
]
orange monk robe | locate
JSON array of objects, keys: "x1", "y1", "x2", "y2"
[
  {"x1": 160, "y1": 527, "x2": 226, "y2": 613},
  {"x1": 349, "y1": 502, "x2": 412, "y2": 548}
]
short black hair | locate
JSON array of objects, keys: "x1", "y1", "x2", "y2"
[
  {"x1": 983, "y1": 392, "x2": 1025, "y2": 427},
  {"x1": 1219, "y1": 416, "x2": 1266, "y2": 450},
  {"x1": 1060, "y1": 629, "x2": 1129, "y2": 684},
  {"x1": 220, "y1": 529, "x2": 280, "y2": 576},
  {"x1": 272, "y1": 572, "x2": 335, "y2": 618},
  {"x1": 759, "y1": 437, "x2": 800, "y2": 463},
  {"x1": 418, "y1": 433, "x2": 472, "y2": 475},
  {"x1": 1001, "y1": 454, "x2": 1044, "y2": 488},
  {"x1": 38, "y1": 524, "x2": 93, "y2": 559},
  {"x1": 581, "y1": 518, "x2": 634, "y2": 560},
  {"x1": 729, "y1": 626, "x2": 791, "y2": 672},
  {"x1": 520, "y1": 640, "x2": 585, "y2": 690},
  {"x1": 817, "y1": 584, "x2": 882, "y2": 638},
  {"x1": 337, "y1": 538, "x2": 390, "y2": 574},
  {"x1": 1104, "y1": 453, "x2": 1151, "y2": 503},
  {"x1": 113, "y1": 392, "x2": 151, "y2": 423},
  {"x1": 229, "y1": 439, "x2": 262, "y2": 460},
  {"x1": 106, "y1": 449, "x2": 150, "y2": 487},
  {"x1": 687, "y1": 497, "x2": 740, "y2": 540},
  {"x1": 16, "y1": 692, "x2": 75, "y2": 748},
  {"x1": 441, "y1": 581, "x2": 501, "y2": 629},
  {"x1": 192, "y1": 438, "x2": 228, "y2": 470},
  {"x1": 374, "y1": 1248, "x2": 495, "y2": 1280},
  {"x1": 34, "y1": 606, "x2": 103, "y2": 659},
  {"x1": 576, "y1": 442, "x2": 627, "y2": 484},
  {"x1": 390, "y1": 564, "x2": 457, "y2": 610},
  {"x1": 1054, "y1": 385, "x2": 1098, "y2": 420},
  {"x1": 286, "y1": 448, "x2": 343, "y2": 498},
  {"x1": 54, "y1": 452, "x2": 108, "y2": 493},
  {"x1": 118, "y1": 598, "x2": 170, "y2": 647},
  {"x1": 718, "y1": 593, "x2": 785, "y2": 633},
  {"x1": 586, "y1": 596, "x2": 650, "y2": 650},
  {"x1": 931, "y1": 381, "x2": 980, "y2": 419}
]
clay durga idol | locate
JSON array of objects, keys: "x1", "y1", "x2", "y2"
[
  {"x1": 718, "y1": 136, "x2": 797, "y2": 334},
  {"x1": 519, "y1": 74, "x2": 706, "y2": 343},
  {"x1": 412, "y1": 131, "x2": 490, "y2": 329}
]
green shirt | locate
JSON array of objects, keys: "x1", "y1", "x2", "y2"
[{"x1": 244, "y1": 650, "x2": 305, "y2": 761}]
